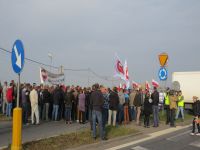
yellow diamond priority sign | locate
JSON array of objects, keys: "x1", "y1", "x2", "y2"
[{"x1": 158, "y1": 53, "x2": 168, "y2": 67}]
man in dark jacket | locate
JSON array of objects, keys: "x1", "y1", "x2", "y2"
[
  {"x1": 64, "y1": 89, "x2": 74, "y2": 124},
  {"x1": 90, "y1": 83, "x2": 106, "y2": 140},
  {"x1": 108, "y1": 87, "x2": 119, "y2": 126},
  {"x1": 21, "y1": 84, "x2": 30, "y2": 125},
  {"x1": 191, "y1": 96, "x2": 200, "y2": 135},
  {"x1": 52, "y1": 85, "x2": 64, "y2": 121},
  {"x1": 151, "y1": 87, "x2": 160, "y2": 127},
  {"x1": 42, "y1": 86, "x2": 51, "y2": 121}
]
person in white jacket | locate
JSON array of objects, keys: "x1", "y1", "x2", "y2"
[
  {"x1": 29, "y1": 84, "x2": 39, "y2": 125},
  {"x1": 2, "y1": 81, "x2": 8, "y2": 115}
]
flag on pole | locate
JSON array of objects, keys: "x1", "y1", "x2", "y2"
[
  {"x1": 152, "y1": 79, "x2": 159, "y2": 88},
  {"x1": 126, "y1": 80, "x2": 130, "y2": 89},
  {"x1": 145, "y1": 81, "x2": 151, "y2": 91},
  {"x1": 124, "y1": 60, "x2": 129, "y2": 81},
  {"x1": 114, "y1": 54, "x2": 125, "y2": 80},
  {"x1": 123, "y1": 83, "x2": 126, "y2": 89}
]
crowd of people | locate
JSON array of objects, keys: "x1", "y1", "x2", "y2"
[{"x1": 0, "y1": 80, "x2": 200, "y2": 139}]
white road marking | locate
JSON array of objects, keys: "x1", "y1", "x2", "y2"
[
  {"x1": 106, "y1": 125, "x2": 191, "y2": 150},
  {"x1": 190, "y1": 140, "x2": 200, "y2": 148},
  {"x1": 166, "y1": 130, "x2": 191, "y2": 141},
  {"x1": 131, "y1": 146, "x2": 149, "y2": 150}
]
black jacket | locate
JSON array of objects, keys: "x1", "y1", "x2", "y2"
[
  {"x1": 143, "y1": 96, "x2": 152, "y2": 115},
  {"x1": 42, "y1": 89, "x2": 51, "y2": 104},
  {"x1": 109, "y1": 91, "x2": 119, "y2": 111},
  {"x1": 193, "y1": 100, "x2": 200, "y2": 116},
  {"x1": 64, "y1": 91, "x2": 74, "y2": 107},
  {"x1": 53, "y1": 88, "x2": 64, "y2": 105},
  {"x1": 90, "y1": 90, "x2": 104, "y2": 112},
  {"x1": 134, "y1": 92, "x2": 143, "y2": 107},
  {"x1": 151, "y1": 91, "x2": 159, "y2": 106}
]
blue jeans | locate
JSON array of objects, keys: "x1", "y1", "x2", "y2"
[
  {"x1": 92, "y1": 110, "x2": 104, "y2": 139},
  {"x1": 129, "y1": 106, "x2": 135, "y2": 121},
  {"x1": 176, "y1": 106, "x2": 184, "y2": 119},
  {"x1": 153, "y1": 105, "x2": 159, "y2": 127},
  {"x1": 65, "y1": 107, "x2": 72, "y2": 121},
  {"x1": 6, "y1": 102, "x2": 12, "y2": 117},
  {"x1": 52, "y1": 104, "x2": 59, "y2": 121}
]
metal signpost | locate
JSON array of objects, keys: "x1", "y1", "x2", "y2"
[
  {"x1": 11, "y1": 39, "x2": 25, "y2": 150},
  {"x1": 158, "y1": 53, "x2": 169, "y2": 90}
]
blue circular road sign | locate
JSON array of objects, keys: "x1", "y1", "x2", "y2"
[
  {"x1": 158, "y1": 67, "x2": 168, "y2": 81},
  {"x1": 11, "y1": 40, "x2": 25, "y2": 74}
]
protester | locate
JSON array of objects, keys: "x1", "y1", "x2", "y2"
[
  {"x1": 6, "y1": 83, "x2": 13, "y2": 117},
  {"x1": 72, "y1": 88, "x2": 78, "y2": 122},
  {"x1": 11, "y1": 80, "x2": 17, "y2": 114},
  {"x1": 108, "y1": 87, "x2": 119, "y2": 127},
  {"x1": 118, "y1": 88, "x2": 125, "y2": 125},
  {"x1": 52, "y1": 85, "x2": 64, "y2": 121},
  {"x1": 30, "y1": 84, "x2": 40, "y2": 125},
  {"x1": 64, "y1": 89, "x2": 73, "y2": 124},
  {"x1": 37, "y1": 85, "x2": 43, "y2": 120},
  {"x1": 190, "y1": 96, "x2": 200, "y2": 136},
  {"x1": 151, "y1": 87, "x2": 160, "y2": 127},
  {"x1": 41, "y1": 86, "x2": 50, "y2": 121},
  {"x1": 129, "y1": 89, "x2": 136, "y2": 121},
  {"x1": 21, "y1": 84, "x2": 30, "y2": 125},
  {"x1": 123, "y1": 89, "x2": 129, "y2": 124},
  {"x1": 90, "y1": 83, "x2": 107, "y2": 140},
  {"x1": 164, "y1": 88, "x2": 170, "y2": 125},
  {"x1": 134, "y1": 88, "x2": 143, "y2": 125},
  {"x1": 176, "y1": 91, "x2": 184, "y2": 121},
  {"x1": 2, "y1": 81, "x2": 8, "y2": 115},
  {"x1": 169, "y1": 90, "x2": 178, "y2": 127},
  {"x1": 101, "y1": 86, "x2": 109, "y2": 137},
  {"x1": 143, "y1": 91, "x2": 152, "y2": 128},
  {"x1": 78, "y1": 89, "x2": 86, "y2": 124}
]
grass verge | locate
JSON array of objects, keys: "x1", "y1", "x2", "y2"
[
  {"x1": 3, "y1": 125, "x2": 138, "y2": 150},
  {"x1": 159, "y1": 110, "x2": 194, "y2": 123},
  {"x1": 0, "y1": 114, "x2": 12, "y2": 121}
]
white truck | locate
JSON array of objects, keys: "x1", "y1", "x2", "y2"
[{"x1": 172, "y1": 71, "x2": 200, "y2": 110}]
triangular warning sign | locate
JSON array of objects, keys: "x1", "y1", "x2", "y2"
[{"x1": 159, "y1": 53, "x2": 168, "y2": 67}]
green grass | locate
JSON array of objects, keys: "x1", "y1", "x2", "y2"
[
  {"x1": 159, "y1": 110, "x2": 194, "y2": 123},
  {"x1": 0, "y1": 114, "x2": 12, "y2": 121},
  {"x1": 2, "y1": 125, "x2": 138, "y2": 150}
]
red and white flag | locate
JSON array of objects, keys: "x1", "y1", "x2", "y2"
[
  {"x1": 114, "y1": 54, "x2": 125, "y2": 80},
  {"x1": 152, "y1": 79, "x2": 159, "y2": 88},
  {"x1": 124, "y1": 60, "x2": 129, "y2": 81},
  {"x1": 145, "y1": 81, "x2": 151, "y2": 91},
  {"x1": 132, "y1": 81, "x2": 139, "y2": 88},
  {"x1": 123, "y1": 83, "x2": 127, "y2": 89}
]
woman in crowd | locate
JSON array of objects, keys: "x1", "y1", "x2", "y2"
[{"x1": 143, "y1": 91, "x2": 152, "y2": 128}]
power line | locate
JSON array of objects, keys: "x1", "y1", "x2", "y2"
[{"x1": 0, "y1": 47, "x2": 117, "y2": 82}]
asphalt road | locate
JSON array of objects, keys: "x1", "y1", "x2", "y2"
[
  {"x1": 109, "y1": 126, "x2": 200, "y2": 150},
  {"x1": 0, "y1": 121, "x2": 89, "y2": 148}
]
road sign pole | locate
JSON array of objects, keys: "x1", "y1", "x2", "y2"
[
  {"x1": 11, "y1": 73, "x2": 22, "y2": 150},
  {"x1": 11, "y1": 40, "x2": 24, "y2": 150},
  {"x1": 17, "y1": 74, "x2": 20, "y2": 107}
]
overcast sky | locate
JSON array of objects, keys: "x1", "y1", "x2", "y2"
[{"x1": 0, "y1": 0, "x2": 200, "y2": 87}]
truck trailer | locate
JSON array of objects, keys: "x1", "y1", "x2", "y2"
[{"x1": 172, "y1": 71, "x2": 200, "y2": 110}]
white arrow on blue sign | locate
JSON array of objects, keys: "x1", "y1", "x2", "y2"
[
  {"x1": 11, "y1": 40, "x2": 25, "y2": 74},
  {"x1": 158, "y1": 67, "x2": 168, "y2": 81}
]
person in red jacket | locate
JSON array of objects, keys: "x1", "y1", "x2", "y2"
[{"x1": 6, "y1": 83, "x2": 13, "y2": 117}]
